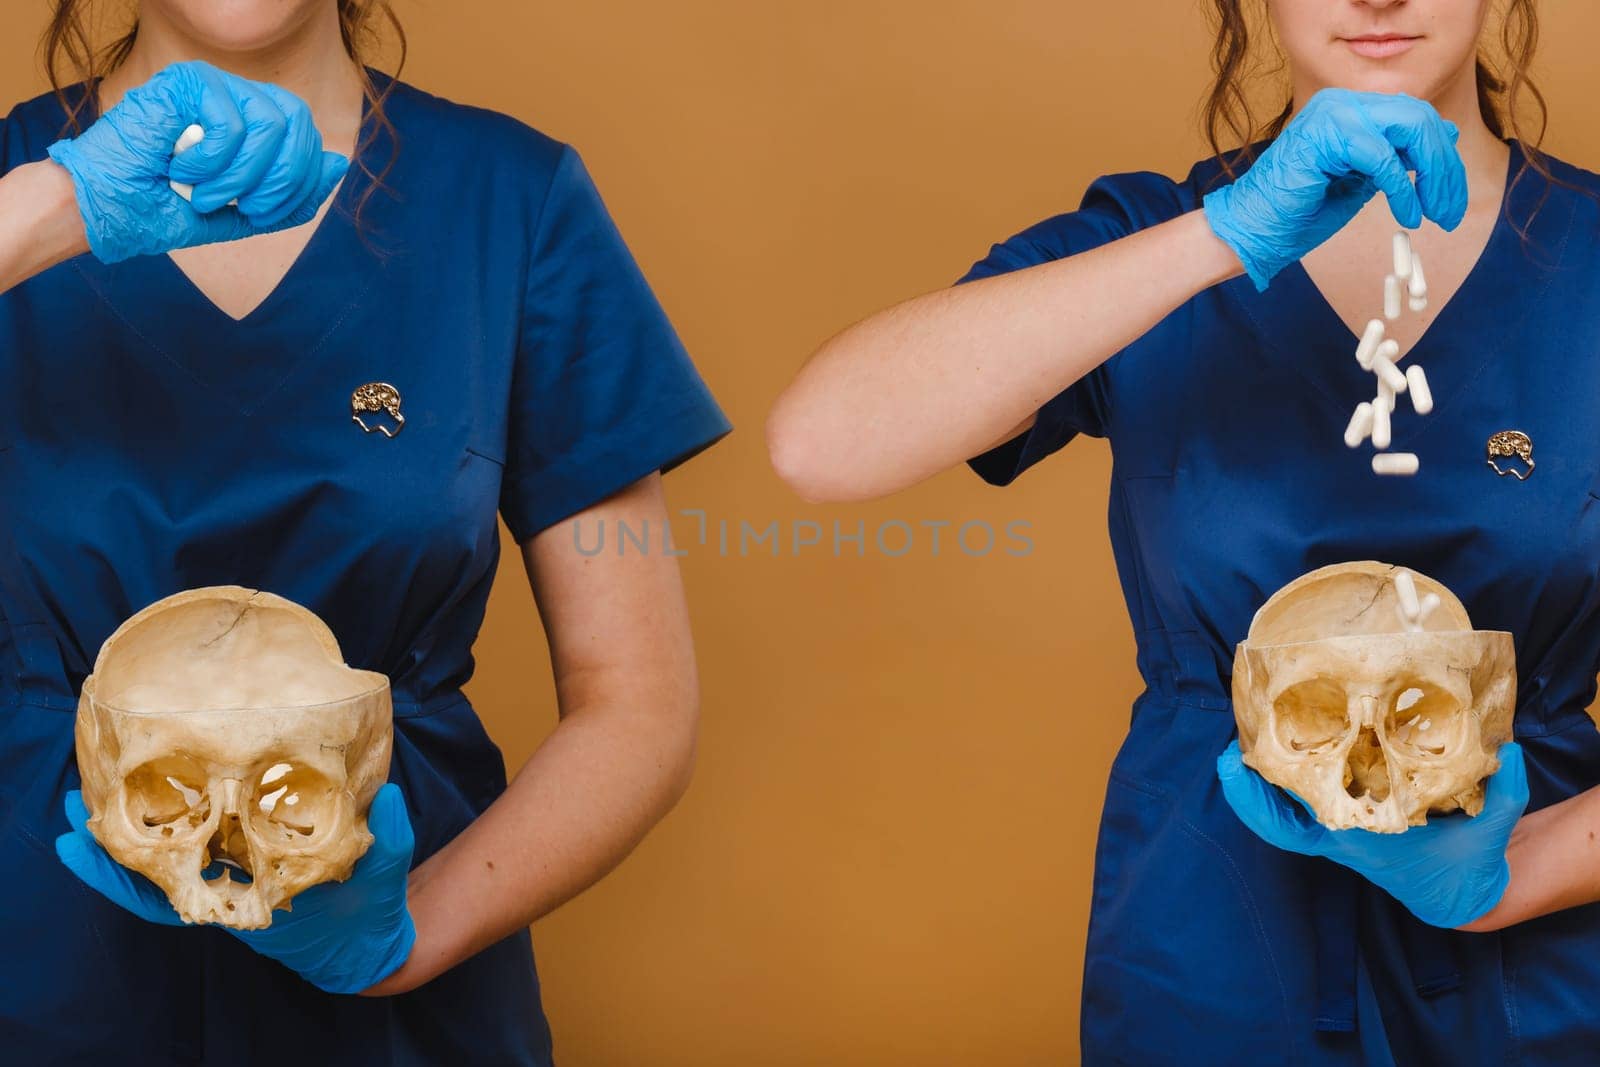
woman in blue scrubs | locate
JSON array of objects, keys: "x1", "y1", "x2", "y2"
[
  {"x1": 0, "y1": 2, "x2": 727, "y2": 1064},
  {"x1": 772, "y1": 1, "x2": 1600, "y2": 1063}
]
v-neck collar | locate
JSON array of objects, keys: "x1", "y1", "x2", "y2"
[
  {"x1": 62, "y1": 70, "x2": 401, "y2": 416},
  {"x1": 1288, "y1": 139, "x2": 1521, "y2": 363},
  {"x1": 1224, "y1": 138, "x2": 1576, "y2": 447}
]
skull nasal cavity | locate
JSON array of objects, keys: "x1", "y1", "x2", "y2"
[
  {"x1": 207, "y1": 814, "x2": 254, "y2": 877},
  {"x1": 1344, "y1": 727, "x2": 1391, "y2": 802}
]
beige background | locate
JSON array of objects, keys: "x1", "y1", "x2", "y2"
[{"x1": 5, "y1": 2, "x2": 1600, "y2": 1064}]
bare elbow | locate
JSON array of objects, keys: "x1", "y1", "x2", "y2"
[
  {"x1": 661, "y1": 697, "x2": 700, "y2": 808},
  {"x1": 766, "y1": 400, "x2": 825, "y2": 502},
  {"x1": 766, "y1": 396, "x2": 855, "y2": 503}
]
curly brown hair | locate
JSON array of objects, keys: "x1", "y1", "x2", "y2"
[
  {"x1": 1201, "y1": 0, "x2": 1560, "y2": 231},
  {"x1": 40, "y1": 0, "x2": 407, "y2": 231}
]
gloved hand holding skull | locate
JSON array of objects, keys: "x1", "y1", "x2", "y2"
[
  {"x1": 54, "y1": 586, "x2": 415, "y2": 993},
  {"x1": 1218, "y1": 561, "x2": 1529, "y2": 929}
]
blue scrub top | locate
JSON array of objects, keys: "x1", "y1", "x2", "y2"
[
  {"x1": 964, "y1": 141, "x2": 1600, "y2": 1065},
  {"x1": 0, "y1": 73, "x2": 729, "y2": 1064}
]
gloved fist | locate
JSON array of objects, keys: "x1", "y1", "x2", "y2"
[
  {"x1": 1217, "y1": 739, "x2": 1528, "y2": 929},
  {"x1": 57, "y1": 782, "x2": 417, "y2": 995},
  {"x1": 1202, "y1": 88, "x2": 1468, "y2": 290},
  {"x1": 44, "y1": 59, "x2": 349, "y2": 263}
]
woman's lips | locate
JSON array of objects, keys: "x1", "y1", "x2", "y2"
[{"x1": 1344, "y1": 35, "x2": 1420, "y2": 59}]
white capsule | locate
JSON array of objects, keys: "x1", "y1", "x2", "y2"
[
  {"x1": 1394, "y1": 569, "x2": 1421, "y2": 619},
  {"x1": 1406, "y1": 364, "x2": 1433, "y2": 415},
  {"x1": 1385, "y1": 274, "x2": 1403, "y2": 320},
  {"x1": 1417, "y1": 591, "x2": 1441, "y2": 620},
  {"x1": 1371, "y1": 395, "x2": 1392, "y2": 449},
  {"x1": 1355, "y1": 319, "x2": 1387, "y2": 370},
  {"x1": 1409, "y1": 295, "x2": 1428, "y2": 313},
  {"x1": 1344, "y1": 402, "x2": 1375, "y2": 448},
  {"x1": 1393, "y1": 231, "x2": 1414, "y2": 281},
  {"x1": 169, "y1": 123, "x2": 205, "y2": 202},
  {"x1": 1372, "y1": 352, "x2": 1408, "y2": 394},
  {"x1": 1376, "y1": 376, "x2": 1396, "y2": 413},
  {"x1": 1408, "y1": 254, "x2": 1428, "y2": 298},
  {"x1": 174, "y1": 123, "x2": 205, "y2": 155},
  {"x1": 1372, "y1": 451, "x2": 1419, "y2": 476}
]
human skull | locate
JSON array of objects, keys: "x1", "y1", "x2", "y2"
[
  {"x1": 1231, "y1": 561, "x2": 1515, "y2": 833},
  {"x1": 75, "y1": 587, "x2": 393, "y2": 929}
]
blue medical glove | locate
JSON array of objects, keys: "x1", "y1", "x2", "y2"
[
  {"x1": 1202, "y1": 88, "x2": 1468, "y2": 290},
  {"x1": 1216, "y1": 740, "x2": 1528, "y2": 929},
  {"x1": 45, "y1": 59, "x2": 349, "y2": 263},
  {"x1": 57, "y1": 783, "x2": 417, "y2": 995},
  {"x1": 227, "y1": 784, "x2": 418, "y2": 994},
  {"x1": 55, "y1": 789, "x2": 188, "y2": 928}
]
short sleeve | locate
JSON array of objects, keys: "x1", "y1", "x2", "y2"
[
  {"x1": 500, "y1": 146, "x2": 731, "y2": 541},
  {"x1": 960, "y1": 171, "x2": 1184, "y2": 486},
  {"x1": 0, "y1": 109, "x2": 14, "y2": 181},
  {"x1": 0, "y1": 95, "x2": 53, "y2": 178}
]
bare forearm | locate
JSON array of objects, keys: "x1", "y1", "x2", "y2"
[
  {"x1": 767, "y1": 208, "x2": 1243, "y2": 502},
  {"x1": 365, "y1": 701, "x2": 695, "y2": 994},
  {"x1": 0, "y1": 161, "x2": 89, "y2": 293},
  {"x1": 1460, "y1": 785, "x2": 1600, "y2": 932},
  {"x1": 364, "y1": 476, "x2": 705, "y2": 995}
]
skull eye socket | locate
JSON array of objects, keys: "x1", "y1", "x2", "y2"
[
  {"x1": 125, "y1": 758, "x2": 211, "y2": 837},
  {"x1": 1387, "y1": 684, "x2": 1458, "y2": 757},
  {"x1": 1273, "y1": 676, "x2": 1350, "y2": 755},
  {"x1": 251, "y1": 762, "x2": 337, "y2": 842}
]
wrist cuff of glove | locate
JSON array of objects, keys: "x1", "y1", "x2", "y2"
[
  {"x1": 43, "y1": 140, "x2": 122, "y2": 265},
  {"x1": 316, "y1": 912, "x2": 418, "y2": 996},
  {"x1": 1455, "y1": 862, "x2": 1513, "y2": 930},
  {"x1": 1201, "y1": 185, "x2": 1277, "y2": 293},
  {"x1": 1407, "y1": 861, "x2": 1512, "y2": 931}
]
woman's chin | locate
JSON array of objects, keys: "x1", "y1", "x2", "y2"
[
  {"x1": 1314, "y1": 67, "x2": 1438, "y2": 102},
  {"x1": 149, "y1": 0, "x2": 328, "y2": 57}
]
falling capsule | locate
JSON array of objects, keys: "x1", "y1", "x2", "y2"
[
  {"x1": 1385, "y1": 275, "x2": 1403, "y2": 320},
  {"x1": 1372, "y1": 394, "x2": 1392, "y2": 449},
  {"x1": 1373, "y1": 451, "x2": 1420, "y2": 476},
  {"x1": 1393, "y1": 231, "x2": 1415, "y2": 280},
  {"x1": 1345, "y1": 402, "x2": 1375, "y2": 448},
  {"x1": 1372, "y1": 351, "x2": 1408, "y2": 394},
  {"x1": 1407, "y1": 255, "x2": 1429, "y2": 311},
  {"x1": 1417, "y1": 591, "x2": 1442, "y2": 620},
  {"x1": 1376, "y1": 375, "x2": 1396, "y2": 413},
  {"x1": 1406, "y1": 364, "x2": 1433, "y2": 414},
  {"x1": 1394, "y1": 569, "x2": 1421, "y2": 619},
  {"x1": 1355, "y1": 319, "x2": 1386, "y2": 370}
]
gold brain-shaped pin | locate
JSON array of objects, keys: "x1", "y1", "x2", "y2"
[
  {"x1": 351, "y1": 382, "x2": 405, "y2": 438},
  {"x1": 1486, "y1": 430, "x2": 1534, "y2": 481}
]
